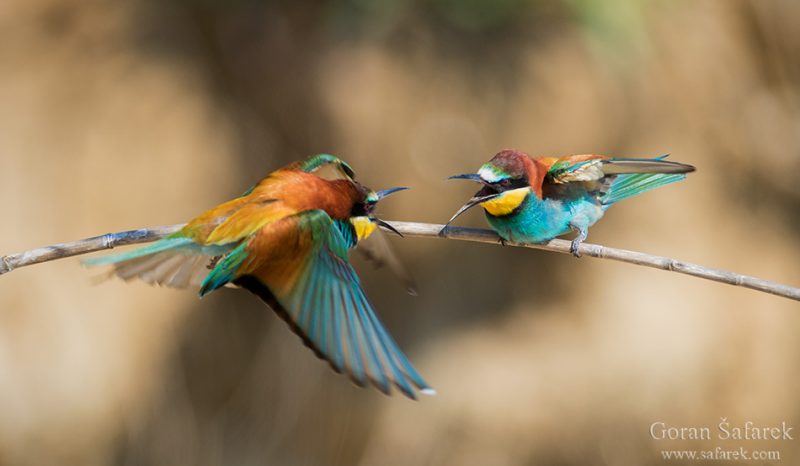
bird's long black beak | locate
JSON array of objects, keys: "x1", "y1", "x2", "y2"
[
  {"x1": 371, "y1": 217, "x2": 404, "y2": 237},
  {"x1": 375, "y1": 187, "x2": 409, "y2": 199},
  {"x1": 447, "y1": 173, "x2": 483, "y2": 182},
  {"x1": 367, "y1": 187, "x2": 408, "y2": 237},
  {"x1": 443, "y1": 193, "x2": 501, "y2": 228}
]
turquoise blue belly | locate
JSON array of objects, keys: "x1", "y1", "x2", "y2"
[{"x1": 484, "y1": 195, "x2": 605, "y2": 243}]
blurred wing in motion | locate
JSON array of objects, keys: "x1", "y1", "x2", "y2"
[{"x1": 356, "y1": 227, "x2": 418, "y2": 296}]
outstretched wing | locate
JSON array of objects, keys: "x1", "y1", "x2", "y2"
[
  {"x1": 201, "y1": 209, "x2": 433, "y2": 399},
  {"x1": 543, "y1": 154, "x2": 694, "y2": 205},
  {"x1": 545, "y1": 154, "x2": 693, "y2": 184}
]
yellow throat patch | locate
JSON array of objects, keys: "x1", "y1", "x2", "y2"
[
  {"x1": 350, "y1": 216, "x2": 377, "y2": 240},
  {"x1": 480, "y1": 187, "x2": 530, "y2": 216}
]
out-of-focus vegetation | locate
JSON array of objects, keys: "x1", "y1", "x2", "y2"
[{"x1": 1, "y1": 0, "x2": 799, "y2": 464}]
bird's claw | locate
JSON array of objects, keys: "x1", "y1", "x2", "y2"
[
  {"x1": 569, "y1": 226, "x2": 587, "y2": 258},
  {"x1": 570, "y1": 241, "x2": 582, "y2": 258},
  {"x1": 207, "y1": 255, "x2": 223, "y2": 269}
]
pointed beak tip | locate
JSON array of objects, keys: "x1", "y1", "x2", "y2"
[
  {"x1": 447, "y1": 173, "x2": 481, "y2": 182},
  {"x1": 372, "y1": 218, "x2": 404, "y2": 237},
  {"x1": 444, "y1": 192, "x2": 501, "y2": 227},
  {"x1": 375, "y1": 187, "x2": 409, "y2": 199}
]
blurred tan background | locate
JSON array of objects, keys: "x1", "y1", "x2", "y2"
[{"x1": 1, "y1": 0, "x2": 799, "y2": 464}]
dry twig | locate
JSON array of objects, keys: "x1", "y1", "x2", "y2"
[{"x1": 1, "y1": 222, "x2": 798, "y2": 301}]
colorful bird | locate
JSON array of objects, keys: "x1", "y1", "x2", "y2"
[
  {"x1": 84, "y1": 154, "x2": 434, "y2": 399},
  {"x1": 445, "y1": 149, "x2": 695, "y2": 255}
]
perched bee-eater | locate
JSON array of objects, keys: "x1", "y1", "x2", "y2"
[
  {"x1": 445, "y1": 149, "x2": 695, "y2": 255},
  {"x1": 84, "y1": 154, "x2": 433, "y2": 399}
]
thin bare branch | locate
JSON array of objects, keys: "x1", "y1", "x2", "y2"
[
  {"x1": 0, "y1": 225, "x2": 183, "y2": 274},
  {"x1": 1, "y1": 222, "x2": 798, "y2": 302}
]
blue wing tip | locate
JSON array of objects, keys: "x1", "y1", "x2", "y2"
[{"x1": 198, "y1": 276, "x2": 225, "y2": 297}]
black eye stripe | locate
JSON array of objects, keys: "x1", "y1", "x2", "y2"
[{"x1": 492, "y1": 178, "x2": 527, "y2": 191}]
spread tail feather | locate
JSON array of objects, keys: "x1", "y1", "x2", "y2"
[{"x1": 602, "y1": 172, "x2": 687, "y2": 205}]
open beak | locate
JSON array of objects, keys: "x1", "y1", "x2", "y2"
[
  {"x1": 443, "y1": 193, "x2": 501, "y2": 228},
  {"x1": 375, "y1": 187, "x2": 408, "y2": 199},
  {"x1": 371, "y1": 217, "x2": 404, "y2": 237},
  {"x1": 444, "y1": 172, "x2": 497, "y2": 228},
  {"x1": 369, "y1": 187, "x2": 408, "y2": 237},
  {"x1": 447, "y1": 173, "x2": 483, "y2": 182}
]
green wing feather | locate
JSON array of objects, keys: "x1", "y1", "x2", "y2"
[
  {"x1": 219, "y1": 210, "x2": 432, "y2": 399},
  {"x1": 601, "y1": 155, "x2": 694, "y2": 205},
  {"x1": 601, "y1": 172, "x2": 687, "y2": 205}
]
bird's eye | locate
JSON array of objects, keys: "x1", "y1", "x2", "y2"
[{"x1": 499, "y1": 179, "x2": 511, "y2": 187}]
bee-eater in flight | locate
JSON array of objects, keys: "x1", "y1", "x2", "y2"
[
  {"x1": 445, "y1": 149, "x2": 695, "y2": 256},
  {"x1": 84, "y1": 154, "x2": 434, "y2": 399}
]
